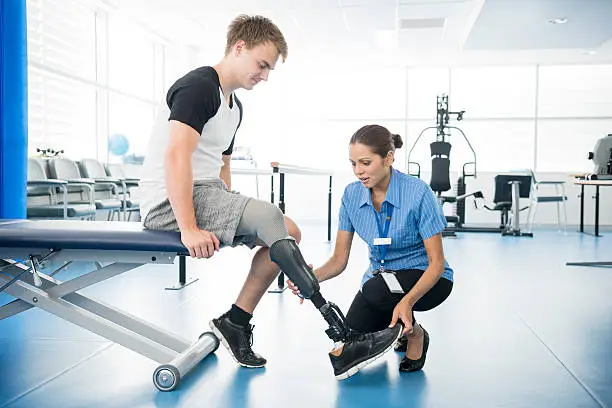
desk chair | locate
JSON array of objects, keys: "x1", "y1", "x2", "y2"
[
  {"x1": 482, "y1": 174, "x2": 532, "y2": 236},
  {"x1": 525, "y1": 170, "x2": 567, "y2": 232}
]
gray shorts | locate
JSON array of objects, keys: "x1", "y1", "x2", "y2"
[{"x1": 143, "y1": 179, "x2": 259, "y2": 248}]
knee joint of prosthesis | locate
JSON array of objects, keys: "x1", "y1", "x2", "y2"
[{"x1": 269, "y1": 238, "x2": 353, "y2": 342}]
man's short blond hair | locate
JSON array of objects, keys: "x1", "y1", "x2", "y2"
[{"x1": 225, "y1": 15, "x2": 288, "y2": 62}]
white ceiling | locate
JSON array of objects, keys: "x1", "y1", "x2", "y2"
[{"x1": 105, "y1": 0, "x2": 612, "y2": 66}]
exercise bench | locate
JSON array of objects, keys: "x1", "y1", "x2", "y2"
[{"x1": 0, "y1": 219, "x2": 219, "y2": 391}]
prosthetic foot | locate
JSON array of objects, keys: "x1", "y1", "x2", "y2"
[{"x1": 270, "y1": 238, "x2": 402, "y2": 380}]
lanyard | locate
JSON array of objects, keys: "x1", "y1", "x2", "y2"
[{"x1": 373, "y1": 202, "x2": 393, "y2": 270}]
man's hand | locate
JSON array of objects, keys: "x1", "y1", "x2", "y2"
[
  {"x1": 180, "y1": 228, "x2": 220, "y2": 258},
  {"x1": 389, "y1": 297, "x2": 413, "y2": 335}
]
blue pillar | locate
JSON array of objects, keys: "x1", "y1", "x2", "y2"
[{"x1": 0, "y1": 0, "x2": 28, "y2": 219}]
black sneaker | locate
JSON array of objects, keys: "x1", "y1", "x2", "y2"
[
  {"x1": 329, "y1": 324, "x2": 402, "y2": 380},
  {"x1": 209, "y1": 313, "x2": 266, "y2": 368}
]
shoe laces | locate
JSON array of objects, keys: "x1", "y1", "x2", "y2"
[{"x1": 241, "y1": 324, "x2": 255, "y2": 347}]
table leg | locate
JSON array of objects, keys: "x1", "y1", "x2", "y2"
[
  {"x1": 595, "y1": 185, "x2": 600, "y2": 237},
  {"x1": 580, "y1": 184, "x2": 584, "y2": 233}
]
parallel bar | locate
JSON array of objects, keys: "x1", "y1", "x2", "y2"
[
  {"x1": 279, "y1": 173, "x2": 286, "y2": 213},
  {"x1": 328, "y1": 176, "x2": 333, "y2": 242},
  {"x1": 278, "y1": 173, "x2": 286, "y2": 289},
  {"x1": 232, "y1": 168, "x2": 272, "y2": 176},
  {"x1": 271, "y1": 163, "x2": 333, "y2": 176},
  {"x1": 566, "y1": 261, "x2": 612, "y2": 267}
]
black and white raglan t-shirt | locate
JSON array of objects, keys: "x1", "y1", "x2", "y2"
[{"x1": 139, "y1": 66, "x2": 242, "y2": 220}]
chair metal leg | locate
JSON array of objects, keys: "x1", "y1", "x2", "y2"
[
  {"x1": 562, "y1": 199, "x2": 568, "y2": 232},
  {"x1": 562, "y1": 184, "x2": 568, "y2": 232},
  {"x1": 525, "y1": 201, "x2": 534, "y2": 232},
  {"x1": 530, "y1": 200, "x2": 539, "y2": 231}
]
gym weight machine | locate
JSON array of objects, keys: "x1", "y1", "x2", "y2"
[{"x1": 406, "y1": 95, "x2": 529, "y2": 236}]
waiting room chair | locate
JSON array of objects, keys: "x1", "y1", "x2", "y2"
[
  {"x1": 26, "y1": 157, "x2": 96, "y2": 220},
  {"x1": 47, "y1": 157, "x2": 122, "y2": 221},
  {"x1": 104, "y1": 163, "x2": 141, "y2": 221},
  {"x1": 80, "y1": 159, "x2": 141, "y2": 221}
]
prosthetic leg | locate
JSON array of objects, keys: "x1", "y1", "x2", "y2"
[{"x1": 269, "y1": 238, "x2": 353, "y2": 343}]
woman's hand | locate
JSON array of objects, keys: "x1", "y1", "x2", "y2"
[
  {"x1": 286, "y1": 264, "x2": 314, "y2": 304},
  {"x1": 389, "y1": 297, "x2": 414, "y2": 335},
  {"x1": 286, "y1": 279, "x2": 304, "y2": 304}
]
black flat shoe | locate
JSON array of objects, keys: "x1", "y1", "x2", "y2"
[
  {"x1": 394, "y1": 335, "x2": 408, "y2": 352},
  {"x1": 399, "y1": 328, "x2": 429, "y2": 373}
]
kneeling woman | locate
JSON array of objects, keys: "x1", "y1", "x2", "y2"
[{"x1": 290, "y1": 124, "x2": 453, "y2": 372}]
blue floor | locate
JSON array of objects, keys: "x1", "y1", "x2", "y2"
[{"x1": 1, "y1": 223, "x2": 611, "y2": 408}]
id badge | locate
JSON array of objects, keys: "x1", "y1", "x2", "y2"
[
  {"x1": 373, "y1": 237, "x2": 392, "y2": 246},
  {"x1": 380, "y1": 272, "x2": 404, "y2": 294}
]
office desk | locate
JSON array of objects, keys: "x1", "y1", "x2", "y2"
[
  {"x1": 574, "y1": 179, "x2": 612, "y2": 237},
  {"x1": 566, "y1": 179, "x2": 612, "y2": 268}
]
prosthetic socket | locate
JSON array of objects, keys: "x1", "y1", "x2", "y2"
[{"x1": 269, "y1": 238, "x2": 352, "y2": 343}]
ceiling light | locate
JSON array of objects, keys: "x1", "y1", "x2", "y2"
[{"x1": 548, "y1": 17, "x2": 568, "y2": 24}]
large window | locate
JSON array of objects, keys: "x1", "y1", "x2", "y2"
[
  {"x1": 407, "y1": 67, "x2": 450, "y2": 120},
  {"x1": 537, "y1": 65, "x2": 612, "y2": 171},
  {"x1": 537, "y1": 119, "x2": 612, "y2": 173},
  {"x1": 27, "y1": 0, "x2": 96, "y2": 81},
  {"x1": 108, "y1": 15, "x2": 157, "y2": 101},
  {"x1": 27, "y1": 0, "x2": 97, "y2": 158},
  {"x1": 538, "y1": 65, "x2": 612, "y2": 118},
  {"x1": 26, "y1": 1, "x2": 183, "y2": 165},
  {"x1": 455, "y1": 119, "x2": 536, "y2": 172},
  {"x1": 107, "y1": 95, "x2": 156, "y2": 164},
  {"x1": 450, "y1": 66, "x2": 537, "y2": 119}
]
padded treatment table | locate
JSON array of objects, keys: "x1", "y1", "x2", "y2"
[{"x1": 0, "y1": 219, "x2": 219, "y2": 391}]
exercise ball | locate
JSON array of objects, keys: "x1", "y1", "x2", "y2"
[{"x1": 108, "y1": 133, "x2": 129, "y2": 156}]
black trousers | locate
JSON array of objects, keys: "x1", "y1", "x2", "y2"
[{"x1": 346, "y1": 269, "x2": 453, "y2": 333}]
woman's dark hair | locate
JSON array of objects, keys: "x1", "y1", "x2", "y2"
[{"x1": 349, "y1": 125, "x2": 403, "y2": 158}]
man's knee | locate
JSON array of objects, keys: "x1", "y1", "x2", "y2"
[{"x1": 284, "y1": 216, "x2": 301, "y2": 244}]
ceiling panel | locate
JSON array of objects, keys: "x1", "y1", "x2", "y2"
[
  {"x1": 104, "y1": 0, "x2": 612, "y2": 65},
  {"x1": 465, "y1": 0, "x2": 612, "y2": 50}
]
